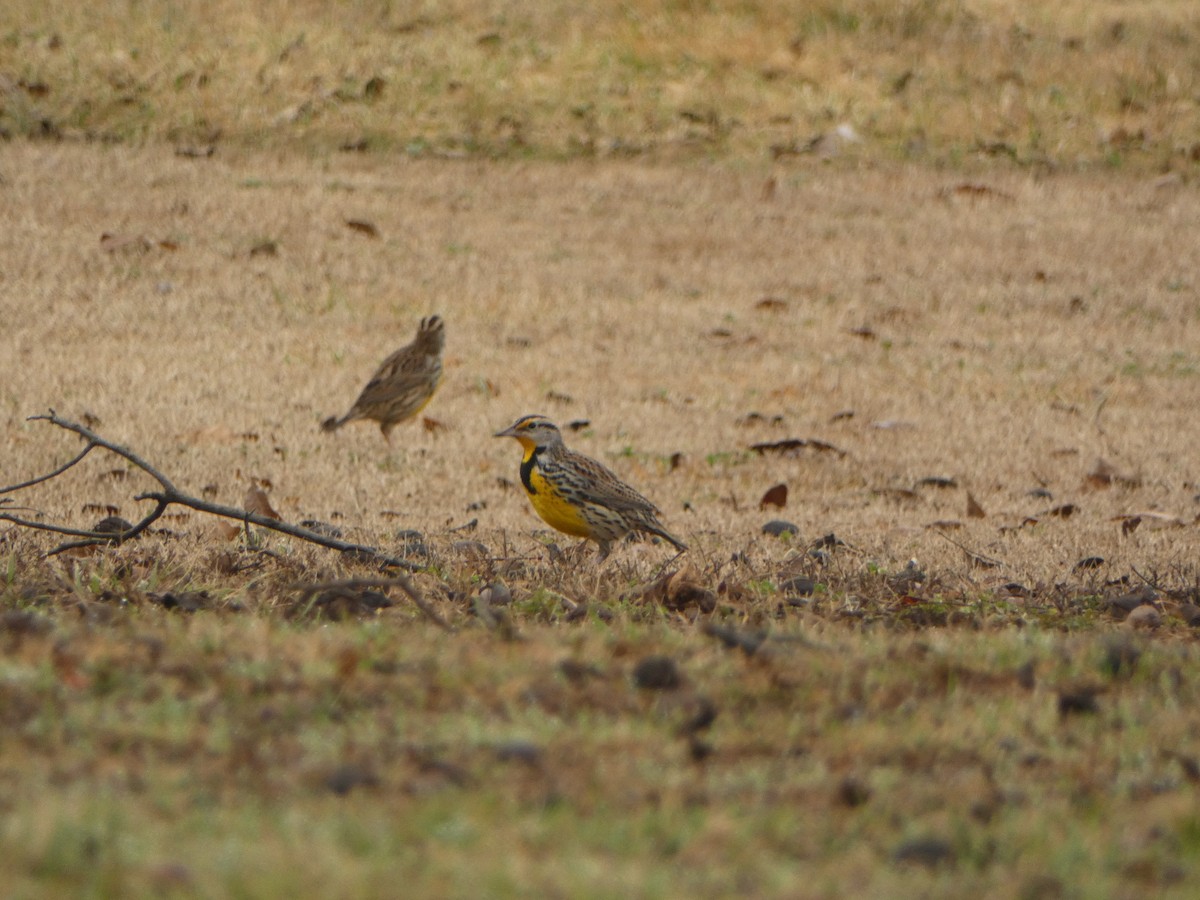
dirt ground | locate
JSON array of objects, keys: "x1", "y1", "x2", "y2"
[{"x1": 3, "y1": 141, "x2": 1199, "y2": 587}]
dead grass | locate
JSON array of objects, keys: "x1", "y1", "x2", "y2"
[
  {"x1": 3, "y1": 140, "x2": 1200, "y2": 895},
  {"x1": 2, "y1": 0, "x2": 1199, "y2": 169}
]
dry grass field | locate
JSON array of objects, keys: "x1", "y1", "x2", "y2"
[{"x1": 4, "y1": 2, "x2": 1200, "y2": 898}]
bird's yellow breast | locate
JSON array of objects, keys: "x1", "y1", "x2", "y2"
[{"x1": 521, "y1": 452, "x2": 594, "y2": 538}]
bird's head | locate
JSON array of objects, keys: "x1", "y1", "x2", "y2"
[{"x1": 494, "y1": 414, "x2": 562, "y2": 452}]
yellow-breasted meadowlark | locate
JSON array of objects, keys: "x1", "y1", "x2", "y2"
[
  {"x1": 322, "y1": 315, "x2": 445, "y2": 442},
  {"x1": 494, "y1": 414, "x2": 687, "y2": 560}
]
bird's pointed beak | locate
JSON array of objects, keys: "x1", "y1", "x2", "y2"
[{"x1": 494, "y1": 425, "x2": 516, "y2": 439}]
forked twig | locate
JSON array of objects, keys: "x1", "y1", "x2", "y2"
[{"x1": 0, "y1": 410, "x2": 420, "y2": 571}]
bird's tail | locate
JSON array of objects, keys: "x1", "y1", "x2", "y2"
[{"x1": 321, "y1": 414, "x2": 348, "y2": 433}]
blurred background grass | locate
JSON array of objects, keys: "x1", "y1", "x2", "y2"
[{"x1": 2, "y1": 0, "x2": 1198, "y2": 170}]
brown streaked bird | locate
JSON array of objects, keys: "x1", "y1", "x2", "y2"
[
  {"x1": 322, "y1": 315, "x2": 445, "y2": 442},
  {"x1": 494, "y1": 414, "x2": 688, "y2": 560}
]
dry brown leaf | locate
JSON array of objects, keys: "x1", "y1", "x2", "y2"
[
  {"x1": 755, "y1": 296, "x2": 787, "y2": 312},
  {"x1": 1085, "y1": 457, "x2": 1138, "y2": 490},
  {"x1": 927, "y1": 519, "x2": 963, "y2": 530},
  {"x1": 1114, "y1": 511, "x2": 1184, "y2": 533},
  {"x1": 938, "y1": 182, "x2": 1015, "y2": 201},
  {"x1": 759, "y1": 483, "x2": 788, "y2": 510},
  {"x1": 966, "y1": 492, "x2": 986, "y2": 518},
  {"x1": 916, "y1": 476, "x2": 957, "y2": 489},
  {"x1": 422, "y1": 416, "x2": 448, "y2": 433},
  {"x1": 345, "y1": 218, "x2": 380, "y2": 238},
  {"x1": 100, "y1": 232, "x2": 151, "y2": 253},
  {"x1": 211, "y1": 520, "x2": 242, "y2": 542},
  {"x1": 750, "y1": 437, "x2": 846, "y2": 457},
  {"x1": 664, "y1": 567, "x2": 717, "y2": 613},
  {"x1": 243, "y1": 486, "x2": 280, "y2": 520}
]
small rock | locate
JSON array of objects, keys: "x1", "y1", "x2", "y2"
[
  {"x1": 324, "y1": 764, "x2": 379, "y2": 796},
  {"x1": 479, "y1": 582, "x2": 512, "y2": 606},
  {"x1": 1175, "y1": 603, "x2": 1200, "y2": 627},
  {"x1": 837, "y1": 776, "x2": 872, "y2": 807},
  {"x1": 152, "y1": 591, "x2": 211, "y2": 613},
  {"x1": 781, "y1": 576, "x2": 816, "y2": 598},
  {"x1": 762, "y1": 520, "x2": 800, "y2": 538},
  {"x1": 395, "y1": 529, "x2": 430, "y2": 558},
  {"x1": 1107, "y1": 585, "x2": 1157, "y2": 619},
  {"x1": 300, "y1": 519, "x2": 343, "y2": 539},
  {"x1": 1125, "y1": 605, "x2": 1162, "y2": 630},
  {"x1": 93, "y1": 515, "x2": 135, "y2": 539},
  {"x1": 632, "y1": 655, "x2": 682, "y2": 691},
  {"x1": 492, "y1": 741, "x2": 542, "y2": 766},
  {"x1": 892, "y1": 836, "x2": 955, "y2": 868},
  {"x1": 1058, "y1": 687, "x2": 1101, "y2": 717},
  {"x1": 0, "y1": 609, "x2": 54, "y2": 637}
]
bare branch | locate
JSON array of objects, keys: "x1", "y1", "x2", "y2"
[
  {"x1": 5, "y1": 411, "x2": 421, "y2": 571},
  {"x1": 27, "y1": 410, "x2": 180, "y2": 493},
  {"x1": 0, "y1": 442, "x2": 97, "y2": 495}
]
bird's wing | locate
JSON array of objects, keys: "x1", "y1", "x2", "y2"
[
  {"x1": 350, "y1": 348, "x2": 437, "y2": 410},
  {"x1": 565, "y1": 451, "x2": 662, "y2": 514}
]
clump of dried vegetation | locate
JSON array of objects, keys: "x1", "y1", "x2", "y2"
[{"x1": 3, "y1": 1, "x2": 1200, "y2": 895}]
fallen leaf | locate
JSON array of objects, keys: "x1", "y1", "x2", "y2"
[
  {"x1": 755, "y1": 296, "x2": 787, "y2": 311},
  {"x1": 750, "y1": 437, "x2": 846, "y2": 457},
  {"x1": 100, "y1": 232, "x2": 151, "y2": 253},
  {"x1": 344, "y1": 219, "x2": 379, "y2": 238},
  {"x1": 1045, "y1": 504, "x2": 1078, "y2": 518},
  {"x1": 663, "y1": 567, "x2": 716, "y2": 612},
  {"x1": 243, "y1": 486, "x2": 280, "y2": 520},
  {"x1": 363, "y1": 76, "x2": 386, "y2": 99},
  {"x1": 915, "y1": 476, "x2": 957, "y2": 489},
  {"x1": 926, "y1": 519, "x2": 963, "y2": 530},
  {"x1": 1114, "y1": 511, "x2": 1184, "y2": 531},
  {"x1": 760, "y1": 483, "x2": 788, "y2": 510},
  {"x1": 422, "y1": 416, "x2": 448, "y2": 433},
  {"x1": 938, "y1": 182, "x2": 1014, "y2": 201},
  {"x1": 966, "y1": 492, "x2": 986, "y2": 518},
  {"x1": 248, "y1": 239, "x2": 278, "y2": 257},
  {"x1": 212, "y1": 520, "x2": 242, "y2": 542}
]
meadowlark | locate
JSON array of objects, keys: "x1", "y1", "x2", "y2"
[
  {"x1": 494, "y1": 414, "x2": 687, "y2": 560},
  {"x1": 322, "y1": 315, "x2": 445, "y2": 442}
]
